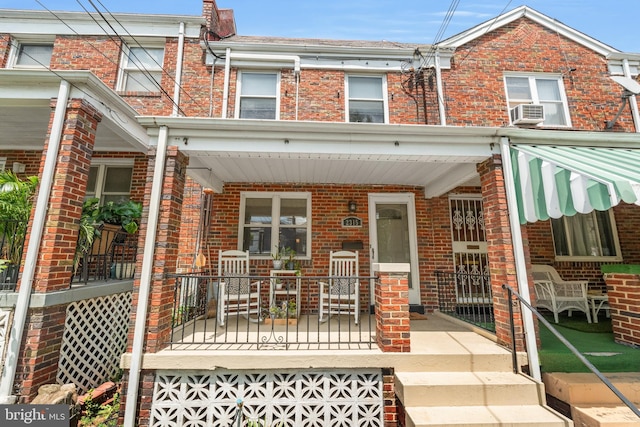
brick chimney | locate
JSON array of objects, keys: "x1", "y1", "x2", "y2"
[{"x1": 202, "y1": 0, "x2": 236, "y2": 39}]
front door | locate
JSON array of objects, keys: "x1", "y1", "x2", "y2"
[{"x1": 368, "y1": 193, "x2": 420, "y2": 304}]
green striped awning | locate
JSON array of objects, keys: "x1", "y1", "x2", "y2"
[{"x1": 510, "y1": 145, "x2": 640, "y2": 224}]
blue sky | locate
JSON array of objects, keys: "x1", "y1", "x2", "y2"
[{"x1": 1, "y1": 0, "x2": 638, "y2": 52}]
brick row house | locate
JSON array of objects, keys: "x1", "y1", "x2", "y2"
[{"x1": 0, "y1": 1, "x2": 639, "y2": 425}]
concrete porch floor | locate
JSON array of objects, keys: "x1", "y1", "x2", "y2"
[{"x1": 123, "y1": 312, "x2": 514, "y2": 372}]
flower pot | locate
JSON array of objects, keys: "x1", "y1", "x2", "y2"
[
  {"x1": 265, "y1": 317, "x2": 297, "y2": 326},
  {"x1": 272, "y1": 260, "x2": 283, "y2": 270}
]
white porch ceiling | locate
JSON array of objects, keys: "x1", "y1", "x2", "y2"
[{"x1": 140, "y1": 118, "x2": 500, "y2": 197}]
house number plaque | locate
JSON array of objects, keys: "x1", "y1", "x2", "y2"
[{"x1": 342, "y1": 216, "x2": 362, "y2": 228}]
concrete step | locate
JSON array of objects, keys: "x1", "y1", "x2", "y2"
[
  {"x1": 543, "y1": 373, "x2": 640, "y2": 406},
  {"x1": 405, "y1": 404, "x2": 572, "y2": 427},
  {"x1": 395, "y1": 371, "x2": 544, "y2": 407},
  {"x1": 572, "y1": 405, "x2": 640, "y2": 426}
]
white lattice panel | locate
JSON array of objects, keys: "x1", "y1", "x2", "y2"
[
  {"x1": 57, "y1": 292, "x2": 132, "y2": 393},
  {"x1": 0, "y1": 309, "x2": 11, "y2": 366},
  {"x1": 150, "y1": 370, "x2": 383, "y2": 427}
]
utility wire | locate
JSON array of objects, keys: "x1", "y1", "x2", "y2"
[{"x1": 90, "y1": 0, "x2": 206, "y2": 115}]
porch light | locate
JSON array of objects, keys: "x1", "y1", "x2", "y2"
[{"x1": 348, "y1": 200, "x2": 357, "y2": 213}]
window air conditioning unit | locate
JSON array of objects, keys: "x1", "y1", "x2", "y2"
[{"x1": 510, "y1": 104, "x2": 544, "y2": 125}]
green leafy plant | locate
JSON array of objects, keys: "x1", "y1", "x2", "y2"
[
  {"x1": 79, "y1": 390, "x2": 120, "y2": 427},
  {"x1": 0, "y1": 171, "x2": 38, "y2": 270},
  {"x1": 268, "y1": 299, "x2": 297, "y2": 319},
  {"x1": 95, "y1": 199, "x2": 142, "y2": 234}
]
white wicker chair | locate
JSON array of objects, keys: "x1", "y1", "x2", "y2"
[{"x1": 532, "y1": 264, "x2": 591, "y2": 323}]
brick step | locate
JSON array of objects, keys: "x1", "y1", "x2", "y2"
[
  {"x1": 395, "y1": 371, "x2": 544, "y2": 407},
  {"x1": 404, "y1": 405, "x2": 571, "y2": 427}
]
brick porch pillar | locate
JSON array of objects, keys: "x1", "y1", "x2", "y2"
[
  {"x1": 478, "y1": 154, "x2": 526, "y2": 352},
  {"x1": 15, "y1": 98, "x2": 101, "y2": 401},
  {"x1": 603, "y1": 271, "x2": 640, "y2": 346},
  {"x1": 374, "y1": 264, "x2": 411, "y2": 353},
  {"x1": 120, "y1": 146, "x2": 188, "y2": 426}
]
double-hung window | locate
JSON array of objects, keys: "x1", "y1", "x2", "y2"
[
  {"x1": 240, "y1": 193, "x2": 310, "y2": 258},
  {"x1": 118, "y1": 45, "x2": 164, "y2": 92},
  {"x1": 236, "y1": 72, "x2": 280, "y2": 119},
  {"x1": 10, "y1": 42, "x2": 53, "y2": 68},
  {"x1": 346, "y1": 75, "x2": 387, "y2": 123},
  {"x1": 86, "y1": 162, "x2": 134, "y2": 204},
  {"x1": 551, "y1": 210, "x2": 622, "y2": 261},
  {"x1": 504, "y1": 74, "x2": 570, "y2": 126}
]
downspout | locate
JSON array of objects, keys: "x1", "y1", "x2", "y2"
[
  {"x1": 0, "y1": 80, "x2": 71, "y2": 404},
  {"x1": 295, "y1": 68, "x2": 300, "y2": 121},
  {"x1": 209, "y1": 57, "x2": 216, "y2": 117},
  {"x1": 123, "y1": 126, "x2": 169, "y2": 427},
  {"x1": 435, "y1": 50, "x2": 447, "y2": 126},
  {"x1": 221, "y1": 47, "x2": 231, "y2": 118},
  {"x1": 499, "y1": 137, "x2": 541, "y2": 381},
  {"x1": 172, "y1": 22, "x2": 186, "y2": 117},
  {"x1": 622, "y1": 59, "x2": 640, "y2": 132}
]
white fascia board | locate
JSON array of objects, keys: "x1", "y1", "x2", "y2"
[
  {"x1": 440, "y1": 5, "x2": 617, "y2": 56},
  {"x1": 0, "y1": 10, "x2": 204, "y2": 38},
  {"x1": 204, "y1": 41, "x2": 422, "y2": 61}
]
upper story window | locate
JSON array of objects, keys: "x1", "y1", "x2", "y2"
[
  {"x1": 86, "y1": 162, "x2": 134, "y2": 204},
  {"x1": 10, "y1": 42, "x2": 53, "y2": 68},
  {"x1": 236, "y1": 72, "x2": 280, "y2": 119},
  {"x1": 551, "y1": 210, "x2": 621, "y2": 261},
  {"x1": 118, "y1": 45, "x2": 164, "y2": 92},
  {"x1": 505, "y1": 74, "x2": 570, "y2": 127},
  {"x1": 239, "y1": 192, "x2": 310, "y2": 258},
  {"x1": 346, "y1": 75, "x2": 387, "y2": 123}
]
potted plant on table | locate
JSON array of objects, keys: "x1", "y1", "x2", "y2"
[
  {"x1": 265, "y1": 299, "x2": 297, "y2": 325},
  {"x1": 271, "y1": 246, "x2": 284, "y2": 270}
]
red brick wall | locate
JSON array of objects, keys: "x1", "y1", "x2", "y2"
[
  {"x1": 604, "y1": 273, "x2": 640, "y2": 346},
  {"x1": 0, "y1": 33, "x2": 10, "y2": 68},
  {"x1": 199, "y1": 182, "x2": 475, "y2": 311},
  {"x1": 443, "y1": 18, "x2": 636, "y2": 132},
  {"x1": 0, "y1": 150, "x2": 42, "y2": 176},
  {"x1": 52, "y1": 36, "x2": 121, "y2": 88}
]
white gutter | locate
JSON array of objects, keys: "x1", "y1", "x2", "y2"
[
  {"x1": 172, "y1": 22, "x2": 185, "y2": 117},
  {"x1": 0, "y1": 80, "x2": 71, "y2": 403},
  {"x1": 622, "y1": 59, "x2": 640, "y2": 133},
  {"x1": 499, "y1": 137, "x2": 541, "y2": 381},
  {"x1": 435, "y1": 50, "x2": 447, "y2": 126},
  {"x1": 221, "y1": 48, "x2": 231, "y2": 118},
  {"x1": 123, "y1": 126, "x2": 168, "y2": 427}
]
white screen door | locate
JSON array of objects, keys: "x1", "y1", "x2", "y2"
[{"x1": 368, "y1": 193, "x2": 420, "y2": 304}]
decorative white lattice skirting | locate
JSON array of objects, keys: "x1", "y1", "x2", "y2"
[
  {"x1": 150, "y1": 369, "x2": 383, "y2": 427},
  {"x1": 57, "y1": 292, "x2": 132, "y2": 393}
]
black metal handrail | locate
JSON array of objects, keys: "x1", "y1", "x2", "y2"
[
  {"x1": 502, "y1": 283, "x2": 640, "y2": 418},
  {"x1": 436, "y1": 270, "x2": 494, "y2": 331},
  {"x1": 169, "y1": 273, "x2": 376, "y2": 350}
]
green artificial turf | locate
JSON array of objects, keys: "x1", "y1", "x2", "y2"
[{"x1": 538, "y1": 314, "x2": 640, "y2": 373}]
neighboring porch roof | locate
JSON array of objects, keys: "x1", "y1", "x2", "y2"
[
  {"x1": 510, "y1": 144, "x2": 640, "y2": 224},
  {"x1": 0, "y1": 69, "x2": 148, "y2": 152},
  {"x1": 136, "y1": 116, "x2": 501, "y2": 197}
]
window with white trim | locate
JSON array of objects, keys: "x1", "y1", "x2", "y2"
[
  {"x1": 118, "y1": 45, "x2": 164, "y2": 92},
  {"x1": 10, "y1": 42, "x2": 53, "y2": 68},
  {"x1": 236, "y1": 72, "x2": 280, "y2": 119},
  {"x1": 346, "y1": 75, "x2": 387, "y2": 123},
  {"x1": 239, "y1": 193, "x2": 310, "y2": 258},
  {"x1": 86, "y1": 163, "x2": 134, "y2": 204},
  {"x1": 551, "y1": 210, "x2": 621, "y2": 260},
  {"x1": 504, "y1": 74, "x2": 570, "y2": 126}
]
